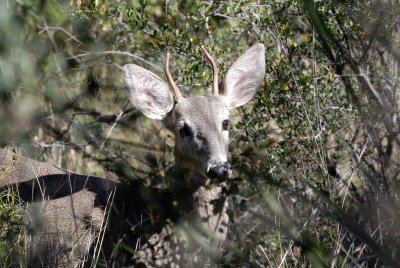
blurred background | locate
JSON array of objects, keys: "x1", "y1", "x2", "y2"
[{"x1": 1, "y1": 0, "x2": 400, "y2": 266}]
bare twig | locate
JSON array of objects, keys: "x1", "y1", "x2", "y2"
[{"x1": 69, "y1": 51, "x2": 163, "y2": 72}]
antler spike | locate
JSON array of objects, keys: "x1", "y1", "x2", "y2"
[
  {"x1": 164, "y1": 52, "x2": 183, "y2": 102},
  {"x1": 201, "y1": 46, "x2": 219, "y2": 96}
]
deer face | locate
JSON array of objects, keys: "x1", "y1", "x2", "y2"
[
  {"x1": 167, "y1": 96, "x2": 230, "y2": 178},
  {"x1": 124, "y1": 44, "x2": 265, "y2": 180}
]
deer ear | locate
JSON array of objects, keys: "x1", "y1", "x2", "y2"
[
  {"x1": 124, "y1": 64, "x2": 174, "y2": 120},
  {"x1": 223, "y1": 43, "x2": 265, "y2": 110}
]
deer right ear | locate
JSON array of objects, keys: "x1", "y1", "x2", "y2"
[
  {"x1": 124, "y1": 64, "x2": 174, "y2": 120},
  {"x1": 222, "y1": 43, "x2": 265, "y2": 110}
]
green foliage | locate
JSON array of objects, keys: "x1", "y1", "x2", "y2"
[
  {"x1": 0, "y1": 188, "x2": 23, "y2": 267},
  {"x1": 1, "y1": 0, "x2": 400, "y2": 266}
]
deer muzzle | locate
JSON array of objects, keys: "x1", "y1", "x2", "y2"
[{"x1": 206, "y1": 162, "x2": 231, "y2": 179}]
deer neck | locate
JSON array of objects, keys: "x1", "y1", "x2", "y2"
[{"x1": 170, "y1": 163, "x2": 229, "y2": 240}]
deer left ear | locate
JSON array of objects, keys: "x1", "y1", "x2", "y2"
[
  {"x1": 222, "y1": 43, "x2": 265, "y2": 110},
  {"x1": 124, "y1": 64, "x2": 174, "y2": 120}
]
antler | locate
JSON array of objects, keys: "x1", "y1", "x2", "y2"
[
  {"x1": 201, "y1": 46, "x2": 219, "y2": 96},
  {"x1": 165, "y1": 52, "x2": 183, "y2": 101}
]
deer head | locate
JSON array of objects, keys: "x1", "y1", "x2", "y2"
[{"x1": 124, "y1": 44, "x2": 265, "y2": 183}]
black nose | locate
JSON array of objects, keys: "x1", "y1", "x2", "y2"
[{"x1": 207, "y1": 162, "x2": 230, "y2": 179}]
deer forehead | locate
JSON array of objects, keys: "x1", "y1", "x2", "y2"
[{"x1": 171, "y1": 95, "x2": 229, "y2": 128}]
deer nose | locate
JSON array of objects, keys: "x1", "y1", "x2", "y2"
[{"x1": 207, "y1": 162, "x2": 230, "y2": 179}]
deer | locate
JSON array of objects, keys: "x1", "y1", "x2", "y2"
[
  {"x1": 0, "y1": 43, "x2": 265, "y2": 267},
  {"x1": 123, "y1": 43, "x2": 265, "y2": 265}
]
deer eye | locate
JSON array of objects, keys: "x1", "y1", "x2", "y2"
[
  {"x1": 222, "y1": 119, "x2": 230, "y2": 131},
  {"x1": 179, "y1": 123, "x2": 192, "y2": 138}
]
